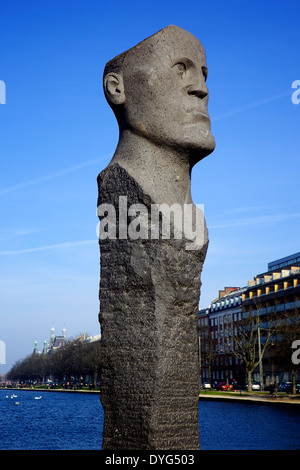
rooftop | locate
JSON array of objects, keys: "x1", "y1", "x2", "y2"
[{"x1": 268, "y1": 252, "x2": 300, "y2": 272}]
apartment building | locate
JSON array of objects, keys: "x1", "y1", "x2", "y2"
[
  {"x1": 198, "y1": 286, "x2": 247, "y2": 386},
  {"x1": 198, "y1": 252, "x2": 300, "y2": 387}
]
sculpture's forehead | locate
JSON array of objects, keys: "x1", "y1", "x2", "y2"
[{"x1": 124, "y1": 25, "x2": 206, "y2": 69}]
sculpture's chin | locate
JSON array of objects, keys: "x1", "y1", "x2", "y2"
[{"x1": 186, "y1": 134, "x2": 216, "y2": 167}]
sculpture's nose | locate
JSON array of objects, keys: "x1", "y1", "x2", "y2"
[
  {"x1": 187, "y1": 70, "x2": 208, "y2": 99},
  {"x1": 187, "y1": 83, "x2": 208, "y2": 99}
]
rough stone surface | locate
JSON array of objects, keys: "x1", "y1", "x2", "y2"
[{"x1": 97, "y1": 25, "x2": 215, "y2": 450}]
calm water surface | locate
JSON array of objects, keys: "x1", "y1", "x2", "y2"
[
  {"x1": 1, "y1": 389, "x2": 300, "y2": 450},
  {"x1": 198, "y1": 399, "x2": 300, "y2": 450},
  {"x1": 0, "y1": 389, "x2": 103, "y2": 450}
]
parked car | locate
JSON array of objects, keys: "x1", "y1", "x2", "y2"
[
  {"x1": 251, "y1": 382, "x2": 261, "y2": 391},
  {"x1": 278, "y1": 382, "x2": 292, "y2": 392},
  {"x1": 216, "y1": 381, "x2": 233, "y2": 391},
  {"x1": 277, "y1": 382, "x2": 299, "y2": 393},
  {"x1": 201, "y1": 382, "x2": 212, "y2": 389},
  {"x1": 244, "y1": 382, "x2": 261, "y2": 390}
]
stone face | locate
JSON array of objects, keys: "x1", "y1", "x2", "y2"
[{"x1": 97, "y1": 25, "x2": 214, "y2": 450}]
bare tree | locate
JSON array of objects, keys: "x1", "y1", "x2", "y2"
[
  {"x1": 227, "y1": 305, "x2": 276, "y2": 392},
  {"x1": 198, "y1": 323, "x2": 217, "y2": 387},
  {"x1": 272, "y1": 307, "x2": 300, "y2": 394}
]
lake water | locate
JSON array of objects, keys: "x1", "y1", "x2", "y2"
[
  {"x1": 0, "y1": 389, "x2": 103, "y2": 450},
  {"x1": 1, "y1": 389, "x2": 300, "y2": 450}
]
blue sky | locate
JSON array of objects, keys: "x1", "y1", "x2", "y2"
[{"x1": 0, "y1": 0, "x2": 299, "y2": 373}]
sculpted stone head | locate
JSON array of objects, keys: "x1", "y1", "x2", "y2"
[{"x1": 103, "y1": 25, "x2": 215, "y2": 162}]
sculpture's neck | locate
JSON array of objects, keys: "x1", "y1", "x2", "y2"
[{"x1": 109, "y1": 131, "x2": 194, "y2": 206}]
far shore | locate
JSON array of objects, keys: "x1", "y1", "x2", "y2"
[
  {"x1": 2, "y1": 386, "x2": 99, "y2": 394},
  {"x1": 2, "y1": 386, "x2": 300, "y2": 405}
]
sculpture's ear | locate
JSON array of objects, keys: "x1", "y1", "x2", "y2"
[{"x1": 103, "y1": 72, "x2": 125, "y2": 106}]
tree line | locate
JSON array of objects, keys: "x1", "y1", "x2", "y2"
[{"x1": 6, "y1": 338, "x2": 102, "y2": 386}]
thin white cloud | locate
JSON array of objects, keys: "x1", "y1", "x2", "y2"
[
  {"x1": 0, "y1": 228, "x2": 47, "y2": 239},
  {"x1": 0, "y1": 239, "x2": 96, "y2": 256},
  {"x1": 209, "y1": 212, "x2": 300, "y2": 229},
  {"x1": 0, "y1": 155, "x2": 109, "y2": 196},
  {"x1": 223, "y1": 205, "x2": 279, "y2": 215},
  {"x1": 211, "y1": 91, "x2": 291, "y2": 122}
]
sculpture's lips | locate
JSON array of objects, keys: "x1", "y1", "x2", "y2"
[
  {"x1": 194, "y1": 111, "x2": 210, "y2": 119},
  {"x1": 186, "y1": 110, "x2": 210, "y2": 123}
]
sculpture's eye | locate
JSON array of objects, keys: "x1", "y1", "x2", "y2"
[{"x1": 174, "y1": 62, "x2": 187, "y2": 75}]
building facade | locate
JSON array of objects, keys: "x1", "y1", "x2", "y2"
[
  {"x1": 242, "y1": 252, "x2": 300, "y2": 386},
  {"x1": 33, "y1": 325, "x2": 101, "y2": 356},
  {"x1": 198, "y1": 252, "x2": 300, "y2": 388},
  {"x1": 33, "y1": 324, "x2": 68, "y2": 355},
  {"x1": 198, "y1": 286, "x2": 246, "y2": 387}
]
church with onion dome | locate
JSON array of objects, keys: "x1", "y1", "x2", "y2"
[{"x1": 33, "y1": 324, "x2": 67, "y2": 355}]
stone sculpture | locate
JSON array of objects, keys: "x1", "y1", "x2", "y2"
[{"x1": 97, "y1": 25, "x2": 215, "y2": 450}]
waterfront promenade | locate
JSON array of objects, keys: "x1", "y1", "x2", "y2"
[
  {"x1": 4, "y1": 386, "x2": 300, "y2": 405},
  {"x1": 199, "y1": 390, "x2": 300, "y2": 406}
]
